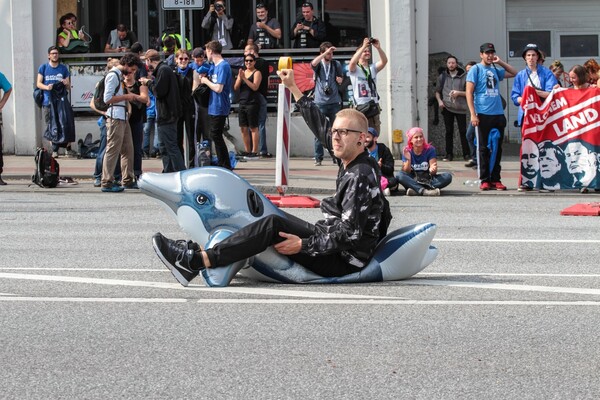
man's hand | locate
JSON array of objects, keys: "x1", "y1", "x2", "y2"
[
  {"x1": 274, "y1": 232, "x2": 302, "y2": 255},
  {"x1": 278, "y1": 69, "x2": 295, "y2": 87}
]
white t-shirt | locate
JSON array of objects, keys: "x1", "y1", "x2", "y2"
[{"x1": 348, "y1": 63, "x2": 378, "y2": 106}]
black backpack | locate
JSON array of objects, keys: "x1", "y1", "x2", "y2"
[
  {"x1": 93, "y1": 70, "x2": 120, "y2": 112},
  {"x1": 32, "y1": 147, "x2": 60, "y2": 188}
]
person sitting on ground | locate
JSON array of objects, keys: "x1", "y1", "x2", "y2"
[
  {"x1": 396, "y1": 127, "x2": 452, "y2": 196},
  {"x1": 364, "y1": 127, "x2": 397, "y2": 195},
  {"x1": 152, "y1": 68, "x2": 389, "y2": 287}
]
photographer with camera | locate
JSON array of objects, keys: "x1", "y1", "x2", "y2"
[
  {"x1": 311, "y1": 42, "x2": 344, "y2": 166},
  {"x1": 201, "y1": 1, "x2": 234, "y2": 50},
  {"x1": 290, "y1": 2, "x2": 326, "y2": 48},
  {"x1": 348, "y1": 37, "x2": 388, "y2": 133},
  {"x1": 247, "y1": 3, "x2": 281, "y2": 49}
]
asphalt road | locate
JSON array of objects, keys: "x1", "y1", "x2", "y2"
[{"x1": 1, "y1": 190, "x2": 599, "y2": 399}]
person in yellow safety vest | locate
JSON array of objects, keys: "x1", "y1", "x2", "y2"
[
  {"x1": 161, "y1": 32, "x2": 192, "y2": 53},
  {"x1": 57, "y1": 14, "x2": 81, "y2": 49}
]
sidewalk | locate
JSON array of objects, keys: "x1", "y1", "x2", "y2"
[{"x1": 1, "y1": 154, "x2": 524, "y2": 195}]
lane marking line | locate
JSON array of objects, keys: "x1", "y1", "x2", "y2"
[
  {"x1": 0, "y1": 273, "x2": 403, "y2": 300},
  {"x1": 421, "y1": 272, "x2": 600, "y2": 278},
  {"x1": 0, "y1": 297, "x2": 186, "y2": 303},
  {"x1": 434, "y1": 238, "x2": 600, "y2": 244},
  {"x1": 401, "y1": 279, "x2": 600, "y2": 296},
  {"x1": 0, "y1": 297, "x2": 599, "y2": 306}
]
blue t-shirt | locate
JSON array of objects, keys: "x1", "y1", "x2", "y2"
[
  {"x1": 208, "y1": 60, "x2": 232, "y2": 116},
  {"x1": 402, "y1": 146, "x2": 437, "y2": 173},
  {"x1": 466, "y1": 63, "x2": 505, "y2": 116},
  {"x1": 38, "y1": 63, "x2": 70, "y2": 106},
  {"x1": 0, "y1": 71, "x2": 12, "y2": 93}
]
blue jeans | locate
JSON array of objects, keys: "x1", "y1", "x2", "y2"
[
  {"x1": 315, "y1": 103, "x2": 341, "y2": 161},
  {"x1": 143, "y1": 116, "x2": 160, "y2": 154},
  {"x1": 466, "y1": 124, "x2": 477, "y2": 161},
  {"x1": 94, "y1": 117, "x2": 121, "y2": 180},
  {"x1": 396, "y1": 171, "x2": 453, "y2": 194},
  {"x1": 258, "y1": 94, "x2": 268, "y2": 154},
  {"x1": 158, "y1": 121, "x2": 186, "y2": 173}
]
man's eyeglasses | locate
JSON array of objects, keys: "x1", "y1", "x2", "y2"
[
  {"x1": 49, "y1": 52, "x2": 59, "y2": 56},
  {"x1": 244, "y1": 59, "x2": 255, "y2": 63},
  {"x1": 331, "y1": 128, "x2": 362, "y2": 137}
]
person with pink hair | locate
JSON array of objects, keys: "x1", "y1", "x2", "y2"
[{"x1": 396, "y1": 127, "x2": 452, "y2": 196}]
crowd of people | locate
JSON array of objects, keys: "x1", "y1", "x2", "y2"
[
  {"x1": 435, "y1": 42, "x2": 599, "y2": 193},
  {"x1": 0, "y1": 4, "x2": 595, "y2": 196}
]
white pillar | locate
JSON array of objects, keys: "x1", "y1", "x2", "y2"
[
  {"x1": 371, "y1": 0, "x2": 429, "y2": 146},
  {"x1": 5, "y1": 0, "x2": 56, "y2": 155}
]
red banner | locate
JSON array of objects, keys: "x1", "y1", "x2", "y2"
[{"x1": 520, "y1": 86, "x2": 600, "y2": 190}]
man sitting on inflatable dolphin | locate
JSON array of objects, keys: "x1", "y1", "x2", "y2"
[{"x1": 153, "y1": 68, "x2": 391, "y2": 286}]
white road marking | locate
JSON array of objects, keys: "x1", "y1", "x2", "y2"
[
  {"x1": 0, "y1": 268, "x2": 165, "y2": 272},
  {"x1": 421, "y1": 272, "x2": 600, "y2": 278},
  {"x1": 434, "y1": 238, "x2": 600, "y2": 244},
  {"x1": 0, "y1": 273, "x2": 402, "y2": 300},
  {"x1": 0, "y1": 297, "x2": 599, "y2": 306},
  {"x1": 402, "y1": 279, "x2": 600, "y2": 296},
  {"x1": 0, "y1": 297, "x2": 186, "y2": 303}
]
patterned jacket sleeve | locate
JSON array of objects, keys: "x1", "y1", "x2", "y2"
[{"x1": 296, "y1": 95, "x2": 332, "y2": 153}]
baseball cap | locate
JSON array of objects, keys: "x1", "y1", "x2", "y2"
[
  {"x1": 521, "y1": 43, "x2": 541, "y2": 59},
  {"x1": 367, "y1": 127, "x2": 379, "y2": 137},
  {"x1": 480, "y1": 43, "x2": 496, "y2": 53}
]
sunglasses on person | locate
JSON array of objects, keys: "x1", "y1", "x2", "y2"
[
  {"x1": 244, "y1": 59, "x2": 255, "y2": 63},
  {"x1": 178, "y1": 57, "x2": 189, "y2": 61}
]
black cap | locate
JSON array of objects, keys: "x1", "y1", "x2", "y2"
[
  {"x1": 521, "y1": 43, "x2": 541, "y2": 59},
  {"x1": 480, "y1": 43, "x2": 496, "y2": 53}
]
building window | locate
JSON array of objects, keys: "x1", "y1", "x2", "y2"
[
  {"x1": 508, "y1": 31, "x2": 551, "y2": 58},
  {"x1": 560, "y1": 35, "x2": 599, "y2": 58}
]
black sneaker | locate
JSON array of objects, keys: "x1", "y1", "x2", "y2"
[{"x1": 152, "y1": 233, "x2": 202, "y2": 287}]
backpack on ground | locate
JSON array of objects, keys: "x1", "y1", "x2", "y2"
[
  {"x1": 93, "y1": 70, "x2": 120, "y2": 112},
  {"x1": 32, "y1": 147, "x2": 60, "y2": 188},
  {"x1": 77, "y1": 132, "x2": 101, "y2": 159}
]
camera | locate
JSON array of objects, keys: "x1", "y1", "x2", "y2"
[
  {"x1": 215, "y1": 3, "x2": 224, "y2": 11},
  {"x1": 323, "y1": 85, "x2": 332, "y2": 96},
  {"x1": 369, "y1": 37, "x2": 376, "y2": 44}
]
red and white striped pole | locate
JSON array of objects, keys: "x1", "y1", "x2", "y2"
[{"x1": 275, "y1": 57, "x2": 293, "y2": 196}]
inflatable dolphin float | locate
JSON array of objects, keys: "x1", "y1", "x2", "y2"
[{"x1": 138, "y1": 167, "x2": 438, "y2": 287}]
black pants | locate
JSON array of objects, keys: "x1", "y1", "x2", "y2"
[
  {"x1": 209, "y1": 115, "x2": 232, "y2": 169},
  {"x1": 442, "y1": 109, "x2": 468, "y2": 158},
  {"x1": 205, "y1": 213, "x2": 361, "y2": 278},
  {"x1": 476, "y1": 114, "x2": 506, "y2": 182},
  {"x1": 177, "y1": 111, "x2": 194, "y2": 167}
]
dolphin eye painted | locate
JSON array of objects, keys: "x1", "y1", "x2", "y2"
[{"x1": 196, "y1": 194, "x2": 209, "y2": 205}]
